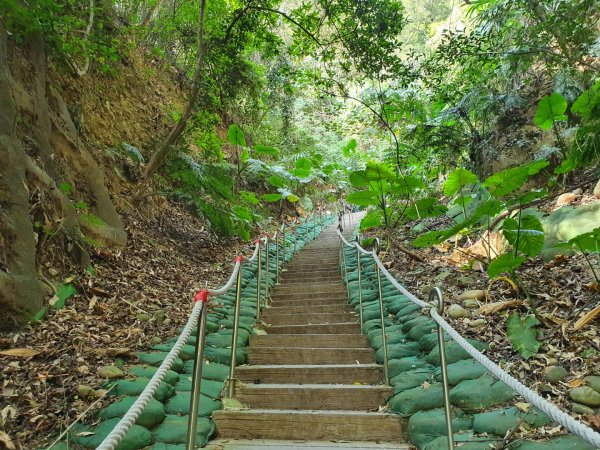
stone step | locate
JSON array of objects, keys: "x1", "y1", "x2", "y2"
[
  {"x1": 281, "y1": 273, "x2": 341, "y2": 281},
  {"x1": 236, "y1": 363, "x2": 383, "y2": 384},
  {"x1": 247, "y1": 347, "x2": 374, "y2": 365},
  {"x1": 270, "y1": 290, "x2": 347, "y2": 300},
  {"x1": 236, "y1": 383, "x2": 392, "y2": 410},
  {"x1": 265, "y1": 322, "x2": 360, "y2": 335},
  {"x1": 249, "y1": 334, "x2": 367, "y2": 348},
  {"x1": 261, "y1": 312, "x2": 356, "y2": 326},
  {"x1": 275, "y1": 283, "x2": 345, "y2": 292},
  {"x1": 212, "y1": 409, "x2": 405, "y2": 442},
  {"x1": 206, "y1": 439, "x2": 409, "y2": 449},
  {"x1": 269, "y1": 297, "x2": 349, "y2": 308},
  {"x1": 265, "y1": 304, "x2": 352, "y2": 315}
]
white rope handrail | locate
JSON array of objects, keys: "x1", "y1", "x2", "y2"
[
  {"x1": 339, "y1": 231, "x2": 600, "y2": 448},
  {"x1": 96, "y1": 301, "x2": 203, "y2": 450}
]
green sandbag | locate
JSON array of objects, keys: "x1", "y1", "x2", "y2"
[
  {"x1": 152, "y1": 415, "x2": 214, "y2": 445},
  {"x1": 418, "y1": 332, "x2": 451, "y2": 353},
  {"x1": 507, "y1": 436, "x2": 595, "y2": 450},
  {"x1": 396, "y1": 312, "x2": 421, "y2": 325},
  {"x1": 152, "y1": 344, "x2": 196, "y2": 361},
  {"x1": 108, "y1": 378, "x2": 175, "y2": 402},
  {"x1": 361, "y1": 305, "x2": 386, "y2": 322},
  {"x1": 204, "y1": 346, "x2": 246, "y2": 365},
  {"x1": 391, "y1": 367, "x2": 435, "y2": 394},
  {"x1": 128, "y1": 366, "x2": 179, "y2": 385},
  {"x1": 218, "y1": 318, "x2": 254, "y2": 331},
  {"x1": 369, "y1": 332, "x2": 407, "y2": 350},
  {"x1": 396, "y1": 303, "x2": 422, "y2": 319},
  {"x1": 401, "y1": 315, "x2": 431, "y2": 333},
  {"x1": 165, "y1": 391, "x2": 221, "y2": 416},
  {"x1": 71, "y1": 418, "x2": 152, "y2": 450},
  {"x1": 472, "y1": 406, "x2": 551, "y2": 436},
  {"x1": 367, "y1": 324, "x2": 403, "y2": 342},
  {"x1": 408, "y1": 408, "x2": 473, "y2": 448},
  {"x1": 385, "y1": 296, "x2": 411, "y2": 314},
  {"x1": 182, "y1": 360, "x2": 229, "y2": 381},
  {"x1": 173, "y1": 377, "x2": 224, "y2": 399},
  {"x1": 388, "y1": 357, "x2": 432, "y2": 378},
  {"x1": 388, "y1": 382, "x2": 444, "y2": 415},
  {"x1": 407, "y1": 320, "x2": 438, "y2": 341},
  {"x1": 375, "y1": 341, "x2": 420, "y2": 364},
  {"x1": 136, "y1": 352, "x2": 184, "y2": 373},
  {"x1": 424, "y1": 433, "x2": 500, "y2": 450},
  {"x1": 449, "y1": 374, "x2": 516, "y2": 411},
  {"x1": 434, "y1": 359, "x2": 488, "y2": 385},
  {"x1": 426, "y1": 340, "x2": 488, "y2": 366},
  {"x1": 362, "y1": 318, "x2": 393, "y2": 334},
  {"x1": 99, "y1": 396, "x2": 165, "y2": 428}
]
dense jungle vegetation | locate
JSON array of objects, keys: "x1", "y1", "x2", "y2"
[{"x1": 1, "y1": 0, "x2": 600, "y2": 447}]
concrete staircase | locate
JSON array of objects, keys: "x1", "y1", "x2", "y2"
[{"x1": 212, "y1": 227, "x2": 406, "y2": 448}]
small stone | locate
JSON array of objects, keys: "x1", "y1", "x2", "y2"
[
  {"x1": 556, "y1": 192, "x2": 578, "y2": 207},
  {"x1": 469, "y1": 319, "x2": 486, "y2": 328},
  {"x1": 546, "y1": 357, "x2": 558, "y2": 366},
  {"x1": 136, "y1": 312, "x2": 151, "y2": 322},
  {"x1": 77, "y1": 385, "x2": 95, "y2": 397},
  {"x1": 584, "y1": 375, "x2": 600, "y2": 394},
  {"x1": 77, "y1": 365, "x2": 90, "y2": 375},
  {"x1": 593, "y1": 179, "x2": 600, "y2": 199},
  {"x1": 48, "y1": 267, "x2": 59, "y2": 276},
  {"x1": 572, "y1": 402, "x2": 595, "y2": 415},
  {"x1": 457, "y1": 290, "x2": 485, "y2": 301},
  {"x1": 456, "y1": 276, "x2": 476, "y2": 288},
  {"x1": 448, "y1": 304, "x2": 471, "y2": 319},
  {"x1": 421, "y1": 285, "x2": 434, "y2": 296},
  {"x1": 572, "y1": 188, "x2": 582, "y2": 195},
  {"x1": 97, "y1": 365, "x2": 124, "y2": 379},
  {"x1": 151, "y1": 336, "x2": 162, "y2": 345},
  {"x1": 154, "y1": 310, "x2": 166, "y2": 322},
  {"x1": 543, "y1": 366, "x2": 567, "y2": 383},
  {"x1": 462, "y1": 299, "x2": 480, "y2": 309},
  {"x1": 570, "y1": 386, "x2": 600, "y2": 406},
  {"x1": 434, "y1": 270, "x2": 452, "y2": 282}
]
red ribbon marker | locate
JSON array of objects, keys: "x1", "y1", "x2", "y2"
[
  {"x1": 235, "y1": 255, "x2": 244, "y2": 263},
  {"x1": 194, "y1": 289, "x2": 209, "y2": 303},
  {"x1": 255, "y1": 239, "x2": 261, "y2": 244}
]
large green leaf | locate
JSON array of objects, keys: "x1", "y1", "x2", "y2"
[
  {"x1": 346, "y1": 190, "x2": 378, "y2": 206},
  {"x1": 405, "y1": 197, "x2": 448, "y2": 220},
  {"x1": 360, "y1": 210, "x2": 383, "y2": 231},
  {"x1": 240, "y1": 191, "x2": 260, "y2": 205},
  {"x1": 507, "y1": 314, "x2": 541, "y2": 360},
  {"x1": 571, "y1": 80, "x2": 600, "y2": 119},
  {"x1": 292, "y1": 157, "x2": 311, "y2": 178},
  {"x1": 349, "y1": 170, "x2": 369, "y2": 188},
  {"x1": 227, "y1": 124, "x2": 246, "y2": 146},
  {"x1": 534, "y1": 93, "x2": 567, "y2": 130},
  {"x1": 487, "y1": 253, "x2": 526, "y2": 278},
  {"x1": 365, "y1": 161, "x2": 396, "y2": 181},
  {"x1": 483, "y1": 160, "x2": 549, "y2": 198},
  {"x1": 412, "y1": 230, "x2": 449, "y2": 248},
  {"x1": 268, "y1": 175, "x2": 287, "y2": 188},
  {"x1": 502, "y1": 215, "x2": 544, "y2": 257},
  {"x1": 393, "y1": 176, "x2": 425, "y2": 195},
  {"x1": 254, "y1": 145, "x2": 279, "y2": 156},
  {"x1": 342, "y1": 139, "x2": 357, "y2": 157},
  {"x1": 277, "y1": 188, "x2": 300, "y2": 203},
  {"x1": 566, "y1": 227, "x2": 600, "y2": 253},
  {"x1": 233, "y1": 206, "x2": 253, "y2": 222},
  {"x1": 261, "y1": 193, "x2": 282, "y2": 202},
  {"x1": 444, "y1": 168, "x2": 478, "y2": 196}
]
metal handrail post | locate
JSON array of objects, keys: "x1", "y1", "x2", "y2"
[
  {"x1": 282, "y1": 223, "x2": 286, "y2": 267},
  {"x1": 305, "y1": 215, "x2": 309, "y2": 243},
  {"x1": 264, "y1": 237, "x2": 270, "y2": 306},
  {"x1": 227, "y1": 258, "x2": 244, "y2": 398},
  {"x1": 293, "y1": 224, "x2": 298, "y2": 254},
  {"x1": 355, "y1": 238, "x2": 364, "y2": 327},
  {"x1": 429, "y1": 287, "x2": 455, "y2": 450},
  {"x1": 275, "y1": 230, "x2": 280, "y2": 285},
  {"x1": 256, "y1": 242, "x2": 262, "y2": 322},
  {"x1": 186, "y1": 293, "x2": 209, "y2": 450},
  {"x1": 312, "y1": 213, "x2": 316, "y2": 240},
  {"x1": 374, "y1": 238, "x2": 389, "y2": 384},
  {"x1": 341, "y1": 243, "x2": 349, "y2": 299}
]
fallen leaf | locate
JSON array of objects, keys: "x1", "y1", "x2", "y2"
[
  {"x1": 568, "y1": 379, "x2": 584, "y2": 387},
  {"x1": 76, "y1": 431, "x2": 96, "y2": 437},
  {"x1": 515, "y1": 402, "x2": 531, "y2": 412},
  {"x1": 587, "y1": 415, "x2": 600, "y2": 430},
  {"x1": 0, "y1": 348, "x2": 41, "y2": 358},
  {"x1": 478, "y1": 299, "x2": 523, "y2": 315},
  {"x1": 422, "y1": 380, "x2": 431, "y2": 389},
  {"x1": 573, "y1": 304, "x2": 600, "y2": 331},
  {"x1": 0, "y1": 431, "x2": 16, "y2": 450}
]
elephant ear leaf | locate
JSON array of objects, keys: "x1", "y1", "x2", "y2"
[
  {"x1": 534, "y1": 93, "x2": 567, "y2": 130},
  {"x1": 227, "y1": 124, "x2": 246, "y2": 146},
  {"x1": 444, "y1": 168, "x2": 478, "y2": 197},
  {"x1": 342, "y1": 139, "x2": 357, "y2": 157},
  {"x1": 502, "y1": 215, "x2": 545, "y2": 257}
]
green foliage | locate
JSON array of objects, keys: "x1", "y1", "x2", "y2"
[
  {"x1": 534, "y1": 93, "x2": 568, "y2": 131},
  {"x1": 487, "y1": 253, "x2": 527, "y2": 278},
  {"x1": 227, "y1": 124, "x2": 247, "y2": 147},
  {"x1": 502, "y1": 215, "x2": 545, "y2": 258},
  {"x1": 444, "y1": 168, "x2": 477, "y2": 196},
  {"x1": 50, "y1": 283, "x2": 77, "y2": 309},
  {"x1": 506, "y1": 314, "x2": 541, "y2": 360},
  {"x1": 342, "y1": 139, "x2": 357, "y2": 157},
  {"x1": 360, "y1": 210, "x2": 383, "y2": 231},
  {"x1": 483, "y1": 160, "x2": 549, "y2": 198}
]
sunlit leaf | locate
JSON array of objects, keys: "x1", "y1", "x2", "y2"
[
  {"x1": 487, "y1": 253, "x2": 526, "y2": 278},
  {"x1": 342, "y1": 139, "x2": 357, "y2": 157},
  {"x1": 507, "y1": 314, "x2": 541, "y2": 359},
  {"x1": 254, "y1": 145, "x2": 279, "y2": 156},
  {"x1": 444, "y1": 168, "x2": 478, "y2": 196},
  {"x1": 534, "y1": 93, "x2": 567, "y2": 130},
  {"x1": 360, "y1": 210, "x2": 383, "y2": 230},
  {"x1": 503, "y1": 215, "x2": 544, "y2": 257},
  {"x1": 227, "y1": 124, "x2": 246, "y2": 146},
  {"x1": 261, "y1": 193, "x2": 282, "y2": 202},
  {"x1": 346, "y1": 190, "x2": 378, "y2": 206}
]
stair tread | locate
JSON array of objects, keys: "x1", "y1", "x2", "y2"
[
  {"x1": 240, "y1": 383, "x2": 390, "y2": 389},
  {"x1": 237, "y1": 363, "x2": 380, "y2": 369}
]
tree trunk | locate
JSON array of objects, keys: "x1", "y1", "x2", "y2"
[{"x1": 142, "y1": 0, "x2": 207, "y2": 178}]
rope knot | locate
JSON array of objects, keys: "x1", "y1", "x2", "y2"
[
  {"x1": 235, "y1": 255, "x2": 244, "y2": 263},
  {"x1": 194, "y1": 289, "x2": 209, "y2": 303}
]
